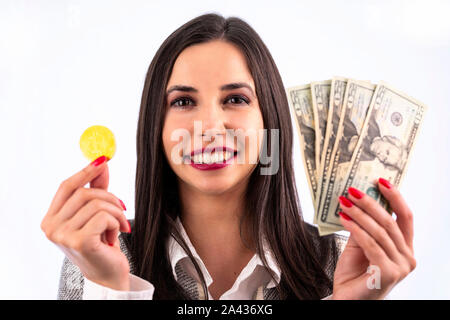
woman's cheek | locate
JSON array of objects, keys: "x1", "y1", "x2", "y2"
[{"x1": 162, "y1": 124, "x2": 184, "y2": 167}]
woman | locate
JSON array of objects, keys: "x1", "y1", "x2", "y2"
[{"x1": 41, "y1": 13, "x2": 416, "y2": 300}]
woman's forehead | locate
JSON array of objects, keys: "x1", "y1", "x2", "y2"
[{"x1": 167, "y1": 41, "x2": 255, "y2": 90}]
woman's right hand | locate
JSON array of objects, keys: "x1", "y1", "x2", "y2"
[{"x1": 41, "y1": 156, "x2": 132, "y2": 291}]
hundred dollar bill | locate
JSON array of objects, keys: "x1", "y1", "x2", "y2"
[
  {"x1": 287, "y1": 84, "x2": 318, "y2": 202},
  {"x1": 327, "y1": 82, "x2": 427, "y2": 223},
  {"x1": 311, "y1": 80, "x2": 331, "y2": 173},
  {"x1": 318, "y1": 80, "x2": 376, "y2": 230},
  {"x1": 314, "y1": 77, "x2": 348, "y2": 224}
]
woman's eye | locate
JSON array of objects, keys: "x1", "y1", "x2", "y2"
[
  {"x1": 226, "y1": 95, "x2": 250, "y2": 105},
  {"x1": 170, "y1": 95, "x2": 249, "y2": 109},
  {"x1": 170, "y1": 97, "x2": 194, "y2": 109}
]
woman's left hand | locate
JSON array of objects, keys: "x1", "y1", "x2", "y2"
[{"x1": 332, "y1": 177, "x2": 416, "y2": 300}]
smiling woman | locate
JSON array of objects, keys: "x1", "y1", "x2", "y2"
[
  {"x1": 49, "y1": 12, "x2": 344, "y2": 300},
  {"x1": 46, "y1": 12, "x2": 417, "y2": 301},
  {"x1": 128, "y1": 13, "x2": 345, "y2": 300}
]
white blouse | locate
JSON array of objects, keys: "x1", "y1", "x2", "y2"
[{"x1": 82, "y1": 217, "x2": 333, "y2": 300}]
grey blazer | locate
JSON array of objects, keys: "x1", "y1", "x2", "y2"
[{"x1": 57, "y1": 220, "x2": 347, "y2": 300}]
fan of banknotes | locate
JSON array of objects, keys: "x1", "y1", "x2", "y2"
[{"x1": 287, "y1": 77, "x2": 427, "y2": 236}]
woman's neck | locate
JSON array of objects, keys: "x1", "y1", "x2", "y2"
[{"x1": 178, "y1": 179, "x2": 255, "y2": 261}]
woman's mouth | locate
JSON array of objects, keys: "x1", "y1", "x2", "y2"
[{"x1": 185, "y1": 147, "x2": 238, "y2": 170}]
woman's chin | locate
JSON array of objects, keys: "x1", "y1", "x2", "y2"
[
  {"x1": 174, "y1": 164, "x2": 253, "y2": 195},
  {"x1": 195, "y1": 180, "x2": 237, "y2": 195},
  {"x1": 183, "y1": 174, "x2": 241, "y2": 195}
]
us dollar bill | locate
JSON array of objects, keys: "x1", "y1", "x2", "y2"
[
  {"x1": 314, "y1": 77, "x2": 348, "y2": 224},
  {"x1": 318, "y1": 80, "x2": 376, "y2": 229},
  {"x1": 327, "y1": 82, "x2": 427, "y2": 221},
  {"x1": 311, "y1": 80, "x2": 331, "y2": 173},
  {"x1": 287, "y1": 84, "x2": 318, "y2": 202},
  {"x1": 318, "y1": 224, "x2": 341, "y2": 236}
]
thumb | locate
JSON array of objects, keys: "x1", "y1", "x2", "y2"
[
  {"x1": 89, "y1": 158, "x2": 110, "y2": 190},
  {"x1": 341, "y1": 231, "x2": 359, "y2": 250}
]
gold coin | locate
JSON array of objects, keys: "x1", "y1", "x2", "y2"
[{"x1": 79, "y1": 125, "x2": 116, "y2": 162}]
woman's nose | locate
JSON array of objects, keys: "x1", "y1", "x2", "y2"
[{"x1": 197, "y1": 103, "x2": 227, "y2": 135}]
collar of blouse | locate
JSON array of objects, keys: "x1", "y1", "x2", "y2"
[{"x1": 166, "y1": 216, "x2": 282, "y2": 290}]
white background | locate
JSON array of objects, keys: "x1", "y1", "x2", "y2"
[{"x1": 1, "y1": 0, "x2": 449, "y2": 299}]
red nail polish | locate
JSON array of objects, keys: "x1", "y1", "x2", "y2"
[
  {"x1": 339, "y1": 196, "x2": 353, "y2": 208},
  {"x1": 379, "y1": 178, "x2": 392, "y2": 189},
  {"x1": 348, "y1": 187, "x2": 364, "y2": 199},
  {"x1": 127, "y1": 220, "x2": 132, "y2": 233},
  {"x1": 108, "y1": 242, "x2": 114, "y2": 246},
  {"x1": 339, "y1": 211, "x2": 352, "y2": 221},
  {"x1": 119, "y1": 199, "x2": 127, "y2": 211},
  {"x1": 91, "y1": 155, "x2": 107, "y2": 167}
]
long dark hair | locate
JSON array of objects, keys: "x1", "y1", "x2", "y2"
[{"x1": 130, "y1": 13, "x2": 340, "y2": 299}]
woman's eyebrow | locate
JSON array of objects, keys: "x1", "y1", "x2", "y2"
[
  {"x1": 166, "y1": 82, "x2": 255, "y2": 97},
  {"x1": 220, "y1": 82, "x2": 255, "y2": 97},
  {"x1": 166, "y1": 85, "x2": 198, "y2": 95}
]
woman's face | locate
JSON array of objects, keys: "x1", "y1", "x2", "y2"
[{"x1": 162, "y1": 40, "x2": 264, "y2": 195}]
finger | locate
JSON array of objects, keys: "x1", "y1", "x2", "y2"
[
  {"x1": 47, "y1": 156, "x2": 110, "y2": 217},
  {"x1": 100, "y1": 230, "x2": 116, "y2": 247},
  {"x1": 81, "y1": 211, "x2": 120, "y2": 240},
  {"x1": 105, "y1": 228, "x2": 119, "y2": 247},
  {"x1": 338, "y1": 196, "x2": 403, "y2": 264},
  {"x1": 346, "y1": 187, "x2": 411, "y2": 257},
  {"x1": 338, "y1": 212, "x2": 391, "y2": 267},
  {"x1": 378, "y1": 178, "x2": 414, "y2": 249},
  {"x1": 343, "y1": 233, "x2": 359, "y2": 249},
  {"x1": 62, "y1": 198, "x2": 130, "y2": 233},
  {"x1": 90, "y1": 162, "x2": 109, "y2": 190},
  {"x1": 55, "y1": 187, "x2": 125, "y2": 223}
]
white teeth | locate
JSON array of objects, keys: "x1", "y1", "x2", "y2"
[
  {"x1": 190, "y1": 151, "x2": 235, "y2": 164},
  {"x1": 193, "y1": 154, "x2": 202, "y2": 163},
  {"x1": 203, "y1": 153, "x2": 211, "y2": 164},
  {"x1": 206, "y1": 153, "x2": 215, "y2": 164}
]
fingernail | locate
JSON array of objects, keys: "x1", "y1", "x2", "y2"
[
  {"x1": 119, "y1": 199, "x2": 127, "y2": 211},
  {"x1": 379, "y1": 177, "x2": 392, "y2": 189},
  {"x1": 339, "y1": 211, "x2": 352, "y2": 221},
  {"x1": 339, "y1": 196, "x2": 353, "y2": 208},
  {"x1": 348, "y1": 187, "x2": 364, "y2": 199},
  {"x1": 108, "y1": 242, "x2": 114, "y2": 246},
  {"x1": 91, "y1": 155, "x2": 107, "y2": 167},
  {"x1": 127, "y1": 220, "x2": 132, "y2": 233}
]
